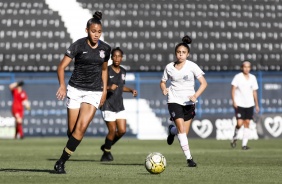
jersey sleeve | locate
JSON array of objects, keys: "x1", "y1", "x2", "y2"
[
  {"x1": 192, "y1": 63, "x2": 205, "y2": 78},
  {"x1": 104, "y1": 45, "x2": 111, "y2": 62},
  {"x1": 161, "y1": 66, "x2": 169, "y2": 82},
  {"x1": 252, "y1": 76, "x2": 259, "y2": 90},
  {"x1": 65, "y1": 42, "x2": 79, "y2": 59},
  {"x1": 231, "y1": 74, "x2": 239, "y2": 87}
]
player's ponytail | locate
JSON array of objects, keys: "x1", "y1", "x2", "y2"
[
  {"x1": 87, "y1": 11, "x2": 102, "y2": 28},
  {"x1": 175, "y1": 35, "x2": 192, "y2": 54}
]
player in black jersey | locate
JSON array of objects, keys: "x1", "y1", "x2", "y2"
[
  {"x1": 53, "y1": 11, "x2": 111, "y2": 174},
  {"x1": 100, "y1": 47, "x2": 138, "y2": 161}
]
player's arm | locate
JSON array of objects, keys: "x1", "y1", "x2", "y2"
[
  {"x1": 123, "y1": 86, "x2": 137, "y2": 97},
  {"x1": 253, "y1": 90, "x2": 260, "y2": 113},
  {"x1": 56, "y1": 56, "x2": 72, "y2": 100},
  {"x1": 231, "y1": 85, "x2": 237, "y2": 109},
  {"x1": 160, "y1": 80, "x2": 168, "y2": 95},
  {"x1": 9, "y1": 81, "x2": 23, "y2": 91},
  {"x1": 190, "y1": 75, "x2": 207, "y2": 102},
  {"x1": 100, "y1": 62, "x2": 108, "y2": 107},
  {"x1": 23, "y1": 100, "x2": 31, "y2": 110}
]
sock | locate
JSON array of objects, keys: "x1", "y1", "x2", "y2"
[
  {"x1": 60, "y1": 135, "x2": 81, "y2": 163},
  {"x1": 233, "y1": 126, "x2": 239, "y2": 140},
  {"x1": 104, "y1": 138, "x2": 113, "y2": 151},
  {"x1": 112, "y1": 135, "x2": 121, "y2": 146},
  {"x1": 177, "y1": 133, "x2": 192, "y2": 160},
  {"x1": 171, "y1": 126, "x2": 178, "y2": 135},
  {"x1": 18, "y1": 124, "x2": 24, "y2": 138},
  {"x1": 242, "y1": 128, "x2": 250, "y2": 147}
]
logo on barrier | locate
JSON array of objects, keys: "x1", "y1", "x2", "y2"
[
  {"x1": 264, "y1": 116, "x2": 282, "y2": 137},
  {"x1": 192, "y1": 119, "x2": 213, "y2": 138}
]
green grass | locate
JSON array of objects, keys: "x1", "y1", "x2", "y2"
[{"x1": 0, "y1": 138, "x2": 282, "y2": 184}]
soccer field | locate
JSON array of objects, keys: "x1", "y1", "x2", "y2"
[{"x1": 0, "y1": 138, "x2": 281, "y2": 184}]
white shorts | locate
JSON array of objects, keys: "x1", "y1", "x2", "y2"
[
  {"x1": 101, "y1": 110, "x2": 126, "y2": 122},
  {"x1": 66, "y1": 85, "x2": 102, "y2": 109}
]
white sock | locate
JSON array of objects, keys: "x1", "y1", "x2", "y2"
[
  {"x1": 170, "y1": 126, "x2": 178, "y2": 135},
  {"x1": 242, "y1": 128, "x2": 250, "y2": 147},
  {"x1": 177, "y1": 133, "x2": 192, "y2": 160}
]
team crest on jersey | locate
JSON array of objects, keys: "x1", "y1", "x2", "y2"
[
  {"x1": 99, "y1": 50, "x2": 105, "y2": 58},
  {"x1": 122, "y1": 74, "x2": 125, "y2": 80},
  {"x1": 183, "y1": 75, "x2": 189, "y2": 81}
]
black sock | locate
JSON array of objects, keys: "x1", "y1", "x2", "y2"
[
  {"x1": 60, "y1": 135, "x2": 81, "y2": 163},
  {"x1": 104, "y1": 138, "x2": 113, "y2": 151},
  {"x1": 112, "y1": 136, "x2": 121, "y2": 146}
]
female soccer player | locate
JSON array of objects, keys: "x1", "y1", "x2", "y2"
[
  {"x1": 160, "y1": 35, "x2": 207, "y2": 167},
  {"x1": 9, "y1": 81, "x2": 30, "y2": 139},
  {"x1": 100, "y1": 47, "x2": 138, "y2": 161},
  {"x1": 230, "y1": 61, "x2": 259, "y2": 150},
  {"x1": 54, "y1": 11, "x2": 111, "y2": 174}
]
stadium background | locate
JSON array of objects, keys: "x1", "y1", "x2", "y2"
[{"x1": 0, "y1": 0, "x2": 281, "y2": 139}]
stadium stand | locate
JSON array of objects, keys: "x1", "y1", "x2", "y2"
[{"x1": 0, "y1": 0, "x2": 282, "y2": 72}]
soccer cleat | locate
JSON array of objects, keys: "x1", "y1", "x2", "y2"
[
  {"x1": 242, "y1": 146, "x2": 250, "y2": 150},
  {"x1": 100, "y1": 145, "x2": 114, "y2": 161},
  {"x1": 187, "y1": 158, "x2": 197, "y2": 167},
  {"x1": 167, "y1": 125, "x2": 175, "y2": 145},
  {"x1": 230, "y1": 139, "x2": 237, "y2": 148},
  {"x1": 54, "y1": 160, "x2": 66, "y2": 174}
]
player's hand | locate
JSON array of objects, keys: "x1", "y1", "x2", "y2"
[
  {"x1": 233, "y1": 102, "x2": 238, "y2": 109},
  {"x1": 162, "y1": 88, "x2": 168, "y2": 96},
  {"x1": 255, "y1": 106, "x2": 260, "y2": 113},
  {"x1": 110, "y1": 84, "x2": 118, "y2": 91},
  {"x1": 56, "y1": 85, "x2": 66, "y2": 100},
  {"x1": 99, "y1": 92, "x2": 107, "y2": 107},
  {"x1": 189, "y1": 95, "x2": 197, "y2": 103},
  {"x1": 132, "y1": 89, "x2": 138, "y2": 97}
]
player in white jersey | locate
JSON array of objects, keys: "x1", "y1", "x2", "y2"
[
  {"x1": 160, "y1": 35, "x2": 207, "y2": 167},
  {"x1": 230, "y1": 61, "x2": 259, "y2": 150}
]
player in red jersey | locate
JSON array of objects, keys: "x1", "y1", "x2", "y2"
[{"x1": 9, "y1": 81, "x2": 30, "y2": 139}]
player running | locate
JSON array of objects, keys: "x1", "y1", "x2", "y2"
[
  {"x1": 100, "y1": 47, "x2": 138, "y2": 161},
  {"x1": 160, "y1": 35, "x2": 207, "y2": 167},
  {"x1": 53, "y1": 11, "x2": 111, "y2": 174}
]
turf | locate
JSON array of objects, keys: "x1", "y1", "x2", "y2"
[{"x1": 0, "y1": 138, "x2": 281, "y2": 184}]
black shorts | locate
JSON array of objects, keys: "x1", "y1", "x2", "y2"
[
  {"x1": 168, "y1": 103, "x2": 196, "y2": 121},
  {"x1": 235, "y1": 106, "x2": 254, "y2": 120}
]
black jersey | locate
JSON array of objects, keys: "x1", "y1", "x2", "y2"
[
  {"x1": 66, "y1": 37, "x2": 111, "y2": 91},
  {"x1": 100, "y1": 66, "x2": 126, "y2": 112}
]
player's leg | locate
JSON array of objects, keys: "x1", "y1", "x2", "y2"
[
  {"x1": 112, "y1": 110, "x2": 127, "y2": 146},
  {"x1": 175, "y1": 118, "x2": 196, "y2": 167},
  {"x1": 14, "y1": 113, "x2": 23, "y2": 139},
  {"x1": 166, "y1": 103, "x2": 180, "y2": 145},
  {"x1": 100, "y1": 111, "x2": 117, "y2": 161},
  {"x1": 100, "y1": 120, "x2": 116, "y2": 161},
  {"x1": 54, "y1": 103, "x2": 97, "y2": 174},
  {"x1": 112, "y1": 118, "x2": 126, "y2": 145},
  {"x1": 67, "y1": 108, "x2": 80, "y2": 138},
  {"x1": 231, "y1": 107, "x2": 244, "y2": 148},
  {"x1": 242, "y1": 119, "x2": 251, "y2": 150},
  {"x1": 242, "y1": 107, "x2": 253, "y2": 150}
]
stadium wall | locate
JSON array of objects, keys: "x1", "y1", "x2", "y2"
[{"x1": 0, "y1": 71, "x2": 282, "y2": 139}]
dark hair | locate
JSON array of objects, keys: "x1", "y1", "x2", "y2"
[
  {"x1": 17, "y1": 81, "x2": 24, "y2": 87},
  {"x1": 111, "y1": 47, "x2": 124, "y2": 58},
  {"x1": 86, "y1": 11, "x2": 102, "y2": 28},
  {"x1": 241, "y1": 60, "x2": 251, "y2": 67},
  {"x1": 175, "y1": 35, "x2": 192, "y2": 54}
]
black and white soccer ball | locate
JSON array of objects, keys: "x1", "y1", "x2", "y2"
[{"x1": 145, "y1": 152, "x2": 166, "y2": 174}]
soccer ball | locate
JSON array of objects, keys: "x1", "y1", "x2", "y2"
[{"x1": 145, "y1": 152, "x2": 166, "y2": 174}]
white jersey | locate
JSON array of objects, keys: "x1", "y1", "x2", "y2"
[
  {"x1": 231, "y1": 72, "x2": 258, "y2": 108},
  {"x1": 162, "y1": 60, "x2": 205, "y2": 105}
]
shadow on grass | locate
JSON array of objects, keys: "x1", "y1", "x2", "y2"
[
  {"x1": 0, "y1": 168, "x2": 53, "y2": 173},
  {"x1": 47, "y1": 158, "x2": 99, "y2": 162},
  {"x1": 100, "y1": 162, "x2": 143, "y2": 166}
]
